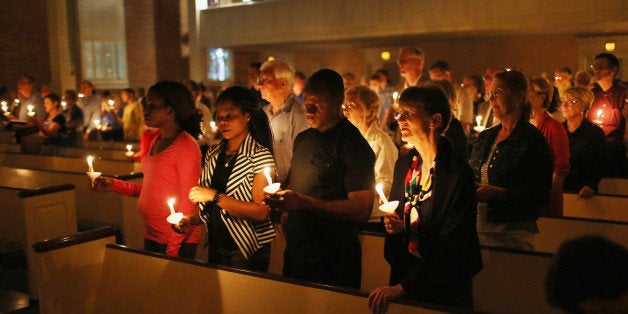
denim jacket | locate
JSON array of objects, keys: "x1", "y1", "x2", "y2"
[{"x1": 469, "y1": 117, "x2": 552, "y2": 223}]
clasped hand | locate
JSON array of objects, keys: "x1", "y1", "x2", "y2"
[
  {"x1": 263, "y1": 190, "x2": 302, "y2": 212},
  {"x1": 383, "y1": 214, "x2": 403, "y2": 234}
]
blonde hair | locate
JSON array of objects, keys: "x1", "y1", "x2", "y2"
[
  {"x1": 529, "y1": 77, "x2": 554, "y2": 109},
  {"x1": 344, "y1": 85, "x2": 381, "y2": 124},
  {"x1": 563, "y1": 86, "x2": 594, "y2": 110}
]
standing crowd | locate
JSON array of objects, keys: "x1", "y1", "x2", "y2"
[{"x1": 2, "y1": 49, "x2": 627, "y2": 313}]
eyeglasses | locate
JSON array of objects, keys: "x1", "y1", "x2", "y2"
[
  {"x1": 561, "y1": 99, "x2": 581, "y2": 106},
  {"x1": 394, "y1": 109, "x2": 417, "y2": 121},
  {"x1": 488, "y1": 89, "x2": 505, "y2": 100},
  {"x1": 215, "y1": 113, "x2": 242, "y2": 122},
  {"x1": 341, "y1": 102, "x2": 356, "y2": 110},
  {"x1": 256, "y1": 77, "x2": 274, "y2": 86}
]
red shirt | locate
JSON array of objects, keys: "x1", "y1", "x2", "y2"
[
  {"x1": 113, "y1": 131, "x2": 201, "y2": 256},
  {"x1": 537, "y1": 111, "x2": 570, "y2": 178}
]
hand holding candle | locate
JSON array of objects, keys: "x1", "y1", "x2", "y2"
[
  {"x1": 263, "y1": 167, "x2": 281, "y2": 194},
  {"x1": 166, "y1": 198, "x2": 184, "y2": 224},
  {"x1": 375, "y1": 183, "x2": 399, "y2": 213}
]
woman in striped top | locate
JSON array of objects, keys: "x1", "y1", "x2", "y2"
[{"x1": 177, "y1": 86, "x2": 276, "y2": 271}]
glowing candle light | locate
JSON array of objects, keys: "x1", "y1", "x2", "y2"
[
  {"x1": 375, "y1": 182, "x2": 399, "y2": 213},
  {"x1": 94, "y1": 119, "x2": 101, "y2": 130},
  {"x1": 210, "y1": 121, "x2": 217, "y2": 133},
  {"x1": 14, "y1": 99, "x2": 20, "y2": 105},
  {"x1": 262, "y1": 167, "x2": 281, "y2": 194},
  {"x1": 78, "y1": 93, "x2": 84, "y2": 99},
  {"x1": 594, "y1": 109, "x2": 604, "y2": 125},
  {"x1": 473, "y1": 115, "x2": 485, "y2": 132},
  {"x1": 107, "y1": 99, "x2": 115, "y2": 110},
  {"x1": 166, "y1": 198, "x2": 183, "y2": 224},
  {"x1": 87, "y1": 155, "x2": 94, "y2": 173},
  {"x1": 1, "y1": 101, "x2": 8, "y2": 117},
  {"x1": 375, "y1": 183, "x2": 389, "y2": 204},
  {"x1": 125, "y1": 144, "x2": 134, "y2": 157},
  {"x1": 85, "y1": 155, "x2": 101, "y2": 187},
  {"x1": 61, "y1": 101, "x2": 67, "y2": 109},
  {"x1": 27, "y1": 104, "x2": 35, "y2": 117}
]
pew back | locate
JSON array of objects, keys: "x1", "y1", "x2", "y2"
[
  {"x1": 0, "y1": 151, "x2": 140, "y2": 174},
  {"x1": 563, "y1": 193, "x2": 628, "y2": 222},
  {"x1": 91, "y1": 245, "x2": 448, "y2": 314},
  {"x1": 598, "y1": 177, "x2": 628, "y2": 196},
  {"x1": 535, "y1": 216, "x2": 628, "y2": 253}
]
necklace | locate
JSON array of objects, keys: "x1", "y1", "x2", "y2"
[{"x1": 223, "y1": 149, "x2": 237, "y2": 167}]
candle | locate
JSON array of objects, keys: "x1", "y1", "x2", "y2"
[
  {"x1": 262, "y1": 167, "x2": 281, "y2": 194},
  {"x1": 125, "y1": 144, "x2": 134, "y2": 157},
  {"x1": 14, "y1": 99, "x2": 20, "y2": 105},
  {"x1": 166, "y1": 198, "x2": 183, "y2": 224},
  {"x1": 27, "y1": 104, "x2": 35, "y2": 117},
  {"x1": 167, "y1": 198, "x2": 175, "y2": 215},
  {"x1": 87, "y1": 155, "x2": 94, "y2": 173},
  {"x1": 1, "y1": 101, "x2": 7, "y2": 113},
  {"x1": 210, "y1": 121, "x2": 218, "y2": 133},
  {"x1": 61, "y1": 101, "x2": 67, "y2": 109},
  {"x1": 78, "y1": 93, "x2": 84, "y2": 99},
  {"x1": 473, "y1": 115, "x2": 485, "y2": 132},
  {"x1": 375, "y1": 183, "x2": 388, "y2": 204},
  {"x1": 594, "y1": 109, "x2": 604, "y2": 125},
  {"x1": 94, "y1": 119, "x2": 101, "y2": 130},
  {"x1": 263, "y1": 167, "x2": 273, "y2": 186},
  {"x1": 476, "y1": 115, "x2": 482, "y2": 126},
  {"x1": 107, "y1": 99, "x2": 115, "y2": 110}
]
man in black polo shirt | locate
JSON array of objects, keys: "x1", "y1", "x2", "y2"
[{"x1": 266, "y1": 69, "x2": 375, "y2": 289}]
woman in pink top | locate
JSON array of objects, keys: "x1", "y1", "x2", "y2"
[
  {"x1": 128, "y1": 126, "x2": 160, "y2": 161},
  {"x1": 529, "y1": 77, "x2": 570, "y2": 216},
  {"x1": 93, "y1": 81, "x2": 202, "y2": 258}
]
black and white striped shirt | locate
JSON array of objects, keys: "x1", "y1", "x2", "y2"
[{"x1": 199, "y1": 134, "x2": 276, "y2": 259}]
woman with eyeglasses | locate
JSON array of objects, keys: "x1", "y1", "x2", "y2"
[
  {"x1": 528, "y1": 77, "x2": 570, "y2": 216},
  {"x1": 469, "y1": 70, "x2": 553, "y2": 250},
  {"x1": 92, "y1": 80, "x2": 202, "y2": 258},
  {"x1": 369, "y1": 87, "x2": 482, "y2": 312},
  {"x1": 343, "y1": 85, "x2": 398, "y2": 218},
  {"x1": 561, "y1": 86, "x2": 608, "y2": 198},
  {"x1": 175, "y1": 86, "x2": 276, "y2": 272}
]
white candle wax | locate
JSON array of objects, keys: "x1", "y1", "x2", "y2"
[
  {"x1": 126, "y1": 144, "x2": 133, "y2": 152},
  {"x1": 167, "y1": 198, "x2": 175, "y2": 215},
  {"x1": 87, "y1": 155, "x2": 94, "y2": 173},
  {"x1": 375, "y1": 183, "x2": 388, "y2": 204},
  {"x1": 263, "y1": 167, "x2": 273, "y2": 186},
  {"x1": 27, "y1": 104, "x2": 34, "y2": 116}
]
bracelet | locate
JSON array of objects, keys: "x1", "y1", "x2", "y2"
[{"x1": 212, "y1": 192, "x2": 222, "y2": 206}]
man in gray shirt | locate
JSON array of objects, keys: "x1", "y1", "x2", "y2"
[
  {"x1": 259, "y1": 59, "x2": 309, "y2": 184},
  {"x1": 78, "y1": 80, "x2": 102, "y2": 141}
]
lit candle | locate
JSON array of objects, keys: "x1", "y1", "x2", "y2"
[
  {"x1": 392, "y1": 91, "x2": 399, "y2": 108},
  {"x1": 166, "y1": 198, "x2": 183, "y2": 224},
  {"x1": 473, "y1": 115, "x2": 485, "y2": 132},
  {"x1": 61, "y1": 101, "x2": 67, "y2": 109},
  {"x1": 262, "y1": 167, "x2": 281, "y2": 194},
  {"x1": 27, "y1": 104, "x2": 35, "y2": 117},
  {"x1": 125, "y1": 144, "x2": 134, "y2": 157},
  {"x1": 476, "y1": 115, "x2": 482, "y2": 126},
  {"x1": 210, "y1": 121, "x2": 218, "y2": 133},
  {"x1": 375, "y1": 183, "x2": 388, "y2": 204},
  {"x1": 263, "y1": 167, "x2": 273, "y2": 186},
  {"x1": 78, "y1": 93, "x2": 84, "y2": 99},
  {"x1": 14, "y1": 99, "x2": 20, "y2": 105},
  {"x1": 1, "y1": 101, "x2": 7, "y2": 113},
  {"x1": 87, "y1": 155, "x2": 94, "y2": 173},
  {"x1": 94, "y1": 119, "x2": 101, "y2": 130},
  {"x1": 107, "y1": 99, "x2": 115, "y2": 110},
  {"x1": 375, "y1": 182, "x2": 399, "y2": 213},
  {"x1": 594, "y1": 109, "x2": 604, "y2": 125}
]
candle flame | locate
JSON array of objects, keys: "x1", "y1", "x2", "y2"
[
  {"x1": 596, "y1": 109, "x2": 603, "y2": 118},
  {"x1": 126, "y1": 144, "x2": 132, "y2": 151},
  {"x1": 167, "y1": 198, "x2": 175, "y2": 215},
  {"x1": 476, "y1": 115, "x2": 482, "y2": 125},
  {"x1": 87, "y1": 155, "x2": 94, "y2": 172},
  {"x1": 263, "y1": 167, "x2": 273, "y2": 186},
  {"x1": 375, "y1": 183, "x2": 388, "y2": 204}
]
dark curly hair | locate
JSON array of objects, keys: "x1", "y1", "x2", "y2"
[{"x1": 148, "y1": 80, "x2": 202, "y2": 138}]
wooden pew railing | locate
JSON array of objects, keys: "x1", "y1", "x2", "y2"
[
  {"x1": 0, "y1": 151, "x2": 140, "y2": 174},
  {"x1": 563, "y1": 192, "x2": 628, "y2": 222},
  {"x1": 0, "y1": 183, "x2": 77, "y2": 299},
  {"x1": 597, "y1": 177, "x2": 628, "y2": 196},
  {"x1": 0, "y1": 167, "x2": 145, "y2": 250},
  {"x1": 535, "y1": 216, "x2": 628, "y2": 253},
  {"x1": 32, "y1": 225, "x2": 121, "y2": 313},
  {"x1": 35, "y1": 241, "x2": 454, "y2": 314}
]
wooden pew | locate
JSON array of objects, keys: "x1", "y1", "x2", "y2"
[
  {"x1": 0, "y1": 129, "x2": 16, "y2": 144},
  {"x1": 84, "y1": 141, "x2": 136, "y2": 150},
  {"x1": 359, "y1": 233, "x2": 559, "y2": 314},
  {"x1": 35, "y1": 241, "x2": 453, "y2": 314},
  {"x1": 0, "y1": 141, "x2": 136, "y2": 161},
  {"x1": 32, "y1": 225, "x2": 121, "y2": 313},
  {"x1": 0, "y1": 151, "x2": 140, "y2": 174},
  {"x1": 0, "y1": 182, "x2": 77, "y2": 299},
  {"x1": 0, "y1": 141, "x2": 21, "y2": 153},
  {"x1": 598, "y1": 177, "x2": 628, "y2": 196},
  {"x1": 563, "y1": 192, "x2": 628, "y2": 222},
  {"x1": 0, "y1": 167, "x2": 144, "y2": 250},
  {"x1": 535, "y1": 216, "x2": 628, "y2": 253}
]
